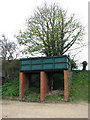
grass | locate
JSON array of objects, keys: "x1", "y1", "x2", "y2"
[
  {"x1": 69, "y1": 70, "x2": 88, "y2": 102},
  {"x1": 45, "y1": 94, "x2": 64, "y2": 100},
  {"x1": 23, "y1": 94, "x2": 40, "y2": 100}
]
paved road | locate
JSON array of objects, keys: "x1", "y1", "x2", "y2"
[{"x1": 2, "y1": 100, "x2": 88, "y2": 118}]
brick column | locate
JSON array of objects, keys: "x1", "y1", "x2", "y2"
[
  {"x1": 64, "y1": 70, "x2": 69, "y2": 101},
  {"x1": 19, "y1": 72, "x2": 29, "y2": 99},
  {"x1": 40, "y1": 71, "x2": 49, "y2": 101}
]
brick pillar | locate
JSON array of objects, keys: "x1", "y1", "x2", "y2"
[
  {"x1": 64, "y1": 70, "x2": 69, "y2": 101},
  {"x1": 40, "y1": 71, "x2": 49, "y2": 101},
  {"x1": 19, "y1": 72, "x2": 29, "y2": 99}
]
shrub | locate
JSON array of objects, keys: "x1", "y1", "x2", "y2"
[
  {"x1": 2, "y1": 78, "x2": 19, "y2": 97},
  {"x1": 82, "y1": 61, "x2": 87, "y2": 70}
]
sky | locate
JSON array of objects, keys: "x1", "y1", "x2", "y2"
[{"x1": 0, "y1": 0, "x2": 89, "y2": 68}]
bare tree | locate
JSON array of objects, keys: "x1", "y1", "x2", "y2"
[
  {"x1": 0, "y1": 34, "x2": 18, "y2": 83},
  {"x1": 0, "y1": 34, "x2": 17, "y2": 60}
]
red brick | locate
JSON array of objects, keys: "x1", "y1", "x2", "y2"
[
  {"x1": 19, "y1": 72, "x2": 29, "y2": 99},
  {"x1": 40, "y1": 71, "x2": 49, "y2": 101},
  {"x1": 64, "y1": 70, "x2": 69, "y2": 101}
]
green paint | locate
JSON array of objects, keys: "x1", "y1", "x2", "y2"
[{"x1": 20, "y1": 56, "x2": 70, "y2": 71}]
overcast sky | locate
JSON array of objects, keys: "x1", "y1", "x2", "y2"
[{"x1": 0, "y1": 0, "x2": 89, "y2": 68}]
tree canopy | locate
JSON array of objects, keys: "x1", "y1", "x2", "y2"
[{"x1": 17, "y1": 3, "x2": 85, "y2": 57}]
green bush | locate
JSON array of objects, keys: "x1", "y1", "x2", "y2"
[
  {"x1": 24, "y1": 87, "x2": 40, "y2": 96},
  {"x1": 2, "y1": 78, "x2": 19, "y2": 97},
  {"x1": 2, "y1": 87, "x2": 19, "y2": 97},
  {"x1": 24, "y1": 89, "x2": 31, "y2": 96},
  {"x1": 3, "y1": 82, "x2": 12, "y2": 87}
]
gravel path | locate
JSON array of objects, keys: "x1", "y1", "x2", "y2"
[{"x1": 2, "y1": 99, "x2": 88, "y2": 118}]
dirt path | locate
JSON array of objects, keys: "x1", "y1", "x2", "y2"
[{"x1": 2, "y1": 100, "x2": 88, "y2": 118}]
